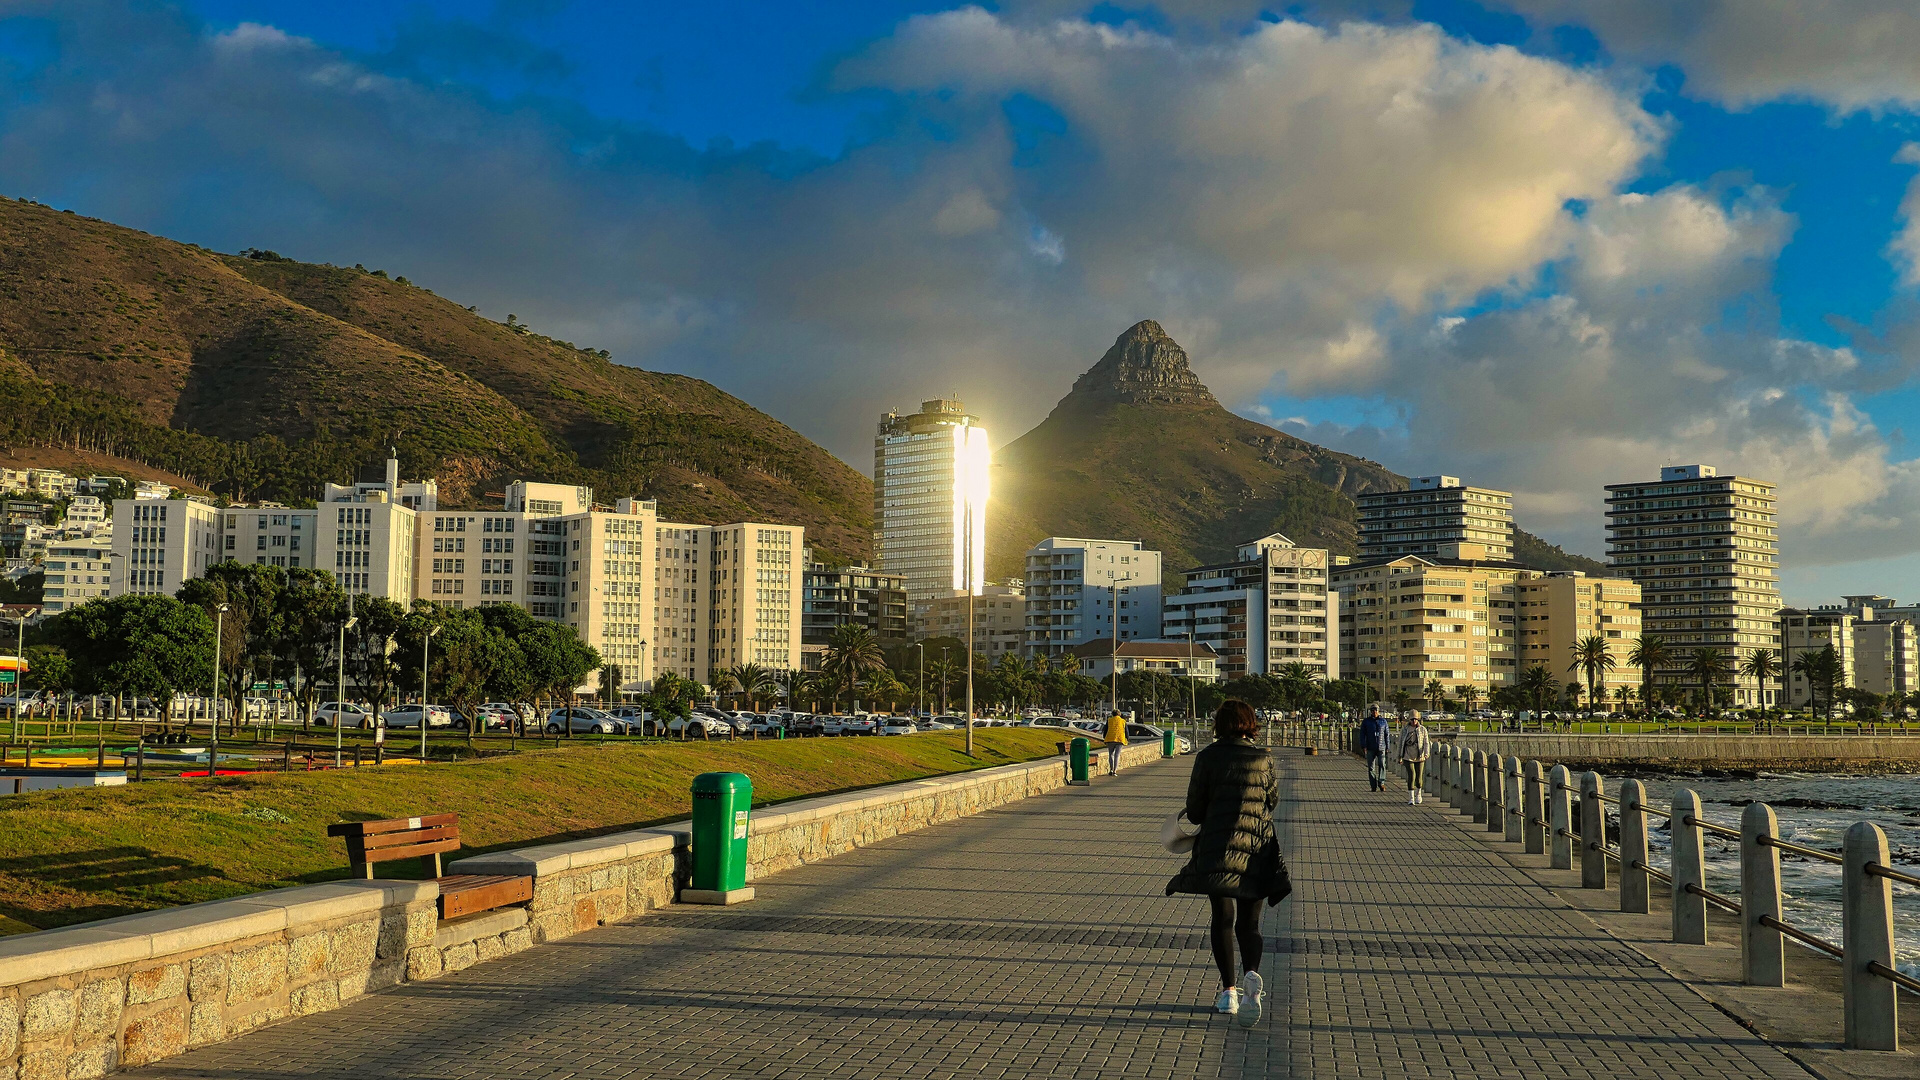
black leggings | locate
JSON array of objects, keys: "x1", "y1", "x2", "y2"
[{"x1": 1209, "y1": 895, "x2": 1263, "y2": 988}]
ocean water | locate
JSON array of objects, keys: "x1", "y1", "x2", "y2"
[{"x1": 1624, "y1": 771, "x2": 1920, "y2": 977}]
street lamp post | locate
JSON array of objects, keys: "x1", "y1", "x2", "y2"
[
  {"x1": 209, "y1": 603, "x2": 229, "y2": 776},
  {"x1": 336, "y1": 605, "x2": 357, "y2": 769},
  {"x1": 1187, "y1": 626, "x2": 1197, "y2": 746},
  {"x1": 1106, "y1": 574, "x2": 1136, "y2": 717},
  {"x1": 420, "y1": 625, "x2": 440, "y2": 763},
  {"x1": 965, "y1": 590, "x2": 975, "y2": 757},
  {"x1": 914, "y1": 642, "x2": 925, "y2": 718},
  {"x1": 939, "y1": 647, "x2": 950, "y2": 715}
]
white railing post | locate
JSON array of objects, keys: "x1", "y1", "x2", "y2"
[
  {"x1": 1671, "y1": 788, "x2": 1708, "y2": 945},
  {"x1": 1486, "y1": 753, "x2": 1506, "y2": 833},
  {"x1": 1424, "y1": 745, "x2": 1436, "y2": 796},
  {"x1": 1549, "y1": 765, "x2": 1573, "y2": 870},
  {"x1": 1473, "y1": 750, "x2": 1490, "y2": 824},
  {"x1": 1523, "y1": 760, "x2": 1545, "y2": 855},
  {"x1": 1619, "y1": 779, "x2": 1648, "y2": 914},
  {"x1": 1503, "y1": 757, "x2": 1523, "y2": 844},
  {"x1": 1580, "y1": 771, "x2": 1607, "y2": 889},
  {"x1": 1842, "y1": 821, "x2": 1898, "y2": 1051},
  {"x1": 1443, "y1": 746, "x2": 1459, "y2": 807},
  {"x1": 1741, "y1": 802, "x2": 1785, "y2": 987}
]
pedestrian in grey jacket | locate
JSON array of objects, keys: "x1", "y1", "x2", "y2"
[{"x1": 1396, "y1": 716, "x2": 1431, "y2": 805}]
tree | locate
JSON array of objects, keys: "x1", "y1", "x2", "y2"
[
  {"x1": 1740, "y1": 648, "x2": 1780, "y2": 711},
  {"x1": 1423, "y1": 677, "x2": 1446, "y2": 714},
  {"x1": 862, "y1": 668, "x2": 909, "y2": 711},
  {"x1": 1388, "y1": 688, "x2": 1414, "y2": 715},
  {"x1": 178, "y1": 562, "x2": 288, "y2": 733},
  {"x1": 1626, "y1": 635, "x2": 1670, "y2": 719},
  {"x1": 1458, "y1": 684, "x2": 1480, "y2": 716},
  {"x1": 821, "y1": 625, "x2": 885, "y2": 712},
  {"x1": 274, "y1": 568, "x2": 347, "y2": 730},
  {"x1": 729, "y1": 663, "x2": 780, "y2": 711},
  {"x1": 46, "y1": 594, "x2": 215, "y2": 708},
  {"x1": 1687, "y1": 647, "x2": 1732, "y2": 718},
  {"x1": 1516, "y1": 664, "x2": 1557, "y2": 716},
  {"x1": 1790, "y1": 645, "x2": 1843, "y2": 719},
  {"x1": 347, "y1": 596, "x2": 407, "y2": 721},
  {"x1": 1275, "y1": 662, "x2": 1320, "y2": 712},
  {"x1": 21, "y1": 644, "x2": 70, "y2": 694},
  {"x1": 1568, "y1": 635, "x2": 1616, "y2": 719}
]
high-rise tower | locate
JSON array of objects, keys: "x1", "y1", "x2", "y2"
[{"x1": 874, "y1": 399, "x2": 990, "y2": 603}]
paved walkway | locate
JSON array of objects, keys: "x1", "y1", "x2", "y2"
[{"x1": 131, "y1": 754, "x2": 1810, "y2": 1079}]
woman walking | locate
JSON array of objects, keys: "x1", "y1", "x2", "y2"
[
  {"x1": 1396, "y1": 714, "x2": 1431, "y2": 805},
  {"x1": 1166, "y1": 700, "x2": 1290, "y2": 1028}
]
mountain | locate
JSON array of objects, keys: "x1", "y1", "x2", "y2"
[
  {"x1": 989, "y1": 320, "x2": 1606, "y2": 583},
  {"x1": 0, "y1": 198, "x2": 871, "y2": 558}
]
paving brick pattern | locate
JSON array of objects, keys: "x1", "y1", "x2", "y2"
[{"x1": 128, "y1": 754, "x2": 1810, "y2": 1079}]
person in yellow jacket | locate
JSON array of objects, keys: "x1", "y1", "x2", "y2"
[{"x1": 1103, "y1": 712, "x2": 1128, "y2": 774}]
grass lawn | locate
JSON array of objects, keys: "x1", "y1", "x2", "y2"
[{"x1": 0, "y1": 729, "x2": 1069, "y2": 936}]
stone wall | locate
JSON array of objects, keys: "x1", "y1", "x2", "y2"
[{"x1": 0, "y1": 739, "x2": 1174, "y2": 1078}]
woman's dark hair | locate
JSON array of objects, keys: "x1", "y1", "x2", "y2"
[{"x1": 1214, "y1": 700, "x2": 1258, "y2": 740}]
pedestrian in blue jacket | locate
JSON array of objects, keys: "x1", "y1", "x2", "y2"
[{"x1": 1358, "y1": 705, "x2": 1392, "y2": 792}]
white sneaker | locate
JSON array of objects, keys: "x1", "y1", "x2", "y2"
[
  {"x1": 1407, "y1": 791, "x2": 1416, "y2": 805},
  {"x1": 1236, "y1": 970, "x2": 1263, "y2": 1028},
  {"x1": 1215, "y1": 987, "x2": 1240, "y2": 1014}
]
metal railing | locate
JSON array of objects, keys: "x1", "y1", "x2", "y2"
[{"x1": 1421, "y1": 740, "x2": 1917, "y2": 1051}]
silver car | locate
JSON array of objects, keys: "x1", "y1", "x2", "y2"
[{"x1": 545, "y1": 706, "x2": 623, "y2": 734}]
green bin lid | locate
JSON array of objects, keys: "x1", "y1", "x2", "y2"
[{"x1": 691, "y1": 771, "x2": 752, "y2": 795}]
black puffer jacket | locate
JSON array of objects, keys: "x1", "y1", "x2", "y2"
[{"x1": 1165, "y1": 738, "x2": 1284, "y2": 901}]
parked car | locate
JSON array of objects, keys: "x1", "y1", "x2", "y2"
[
  {"x1": 1124, "y1": 723, "x2": 1192, "y2": 754},
  {"x1": 544, "y1": 706, "x2": 624, "y2": 734},
  {"x1": 791, "y1": 713, "x2": 827, "y2": 736},
  {"x1": 747, "y1": 715, "x2": 788, "y2": 736},
  {"x1": 313, "y1": 702, "x2": 375, "y2": 729},
  {"x1": 823, "y1": 714, "x2": 879, "y2": 736},
  {"x1": 878, "y1": 716, "x2": 918, "y2": 736},
  {"x1": 669, "y1": 714, "x2": 734, "y2": 739},
  {"x1": 381, "y1": 704, "x2": 454, "y2": 730},
  {"x1": 467, "y1": 704, "x2": 522, "y2": 732},
  {"x1": 606, "y1": 705, "x2": 654, "y2": 733},
  {"x1": 922, "y1": 715, "x2": 959, "y2": 730}
]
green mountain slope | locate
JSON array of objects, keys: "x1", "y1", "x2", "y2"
[
  {"x1": 990, "y1": 321, "x2": 1606, "y2": 583},
  {"x1": 0, "y1": 197, "x2": 871, "y2": 557}
]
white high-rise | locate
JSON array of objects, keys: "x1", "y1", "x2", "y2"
[{"x1": 873, "y1": 399, "x2": 990, "y2": 604}]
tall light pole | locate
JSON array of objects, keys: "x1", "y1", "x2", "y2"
[
  {"x1": 965, "y1": 590, "x2": 975, "y2": 756},
  {"x1": 914, "y1": 642, "x2": 925, "y2": 718},
  {"x1": 939, "y1": 646, "x2": 950, "y2": 715},
  {"x1": 420, "y1": 624, "x2": 440, "y2": 763},
  {"x1": 1187, "y1": 626, "x2": 1197, "y2": 720},
  {"x1": 209, "y1": 603, "x2": 229, "y2": 776},
  {"x1": 1106, "y1": 573, "x2": 1136, "y2": 717},
  {"x1": 335, "y1": 603, "x2": 357, "y2": 768}
]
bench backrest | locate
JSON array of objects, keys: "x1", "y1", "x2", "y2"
[{"x1": 327, "y1": 813, "x2": 461, "y2": 869}]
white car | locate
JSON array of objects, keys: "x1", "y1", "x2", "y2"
[
  {"x1": 545, "y1": 706, "x2": 623, "y2": 734},
  {"x1": 670, "y1": 715, "x2": 735, "y2": 738},
  {"x1": 824, "y1": 714, "x2": 879, "y2": 736},
  {"x1": 878, "y1": 716, "x2": 917, "y2": 736},
  {"x1": 382, "y1": 704, "x2": 454, "y2": 730},
  {"x1": 314, "y1": 702, "x2": 374, "y2": 728},
  {"x1": 747, "y1": 715, "x2": 788, "y2": 736}
]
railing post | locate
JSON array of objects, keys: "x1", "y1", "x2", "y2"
[
  {"x1": 1486, "y1": 753, "x2": 1506, "y2": 833},
  {"x1": 1424, "y1": 746, "x2": 1437, "y2": 796},
  {"x1": 1441, "y1": 745, "x2": 1456, "y2": 805},
  {"x1": 1503, "y1": 757, "x2": 1523, "y2": 843},
  {"x1": 1523, "y1": 760, "x2": 1545, "y2": 855},
  {"x1": 1620, "y1": 779, "x2": 1649, "y2": 914},
  {"x1": 1842, "y1": 821, "x2": 1898, "y2": 1050},
  {"x1": 1549, "y1": 765, "x2": 1573, "y2": 870},
  {"x1": 1671, "y1": 789, "x2": 1707, "y2": 944},
  {"x1": 1741, "y1": 802, "x2": 1785, "y2": 987},
  {"x1": 1580, "y1": 771, "x2": 1607, "y2": 889},
  {"x1": 1472, "y1": 750, "x2": 1490, "y2": 823}
]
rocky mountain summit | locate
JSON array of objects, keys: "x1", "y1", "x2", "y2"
[{"x1": 1064, "y1": 320, "x2": 1219, "y2": 408}]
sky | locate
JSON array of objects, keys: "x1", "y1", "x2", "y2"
[{"x1": 5, "y1": 1, "x2": 1920, "y2": 605}]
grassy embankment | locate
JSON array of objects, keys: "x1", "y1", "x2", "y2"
[{"x1": 0, "y1": 729, "x2": 1068, "y2": 936}]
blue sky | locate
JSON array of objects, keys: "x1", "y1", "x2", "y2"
[{"x1": 7, "y1": 1, "x2": 1920, "y2": 603}]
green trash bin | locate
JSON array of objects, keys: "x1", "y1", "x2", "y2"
[
  {"x1": 1069, "y1": 737, "x2": 1091, "y2": 785},
  {"x1": 685, "y1": 772, "x2": 754, "y2": 905},
  {"x1": 1162, "y1": 730, "x2": 1176, "y2": 758},
  {"x1": 774, "y1": 726, "x2": 785, "y2": 740}
]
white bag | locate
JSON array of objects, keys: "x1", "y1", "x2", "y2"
[{"x1": 1160, "y1": 810, "x2": 1201, "y2": 853}]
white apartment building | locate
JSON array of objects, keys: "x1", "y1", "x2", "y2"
[
  {"x1": 39, "y1": 539, "x2": 115, "y2": 613},
  {"x1": 63, "y1": 496, "x2": 106, "y2": 528},
  {"x1": 1023, "y1": 537, "x2": 1163, "y2": 657},
  {"x1": 1163, "y1": 534, "x2": 1337, "y2": 682},
  {"x1": 112, "y1": 498, "x2": 223, "y2": 596},
  {"x1": 1852, "y1": 620, "x2": 1917, "y2": 700},
  {"x1": 1780, "y1": 609, "x2": 1854, "y2": 708},
  {"x1": 1356, "y1": 476, "x2": 1514, "y2": 562},
  {"x1": 915, "y1": 584, "x2": 1026, "y2": 660},
  {"x1": 873, "y1": 398, "x2": 990, "y2": 603},
  {"x1": 324, "y1": 451, "x2": 439, "y2": 512},
  {"x1": 1606, "y1": 464, "x2": 1780, "y2": 706}
]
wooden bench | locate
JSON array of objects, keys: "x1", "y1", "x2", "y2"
[{"x1": 327, "y1": 813, "x2": 532, "y2": 921}]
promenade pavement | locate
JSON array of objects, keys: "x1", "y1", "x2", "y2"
[{"x1": 130, "y1": 752, "x2": 1811, "y2": 1079}]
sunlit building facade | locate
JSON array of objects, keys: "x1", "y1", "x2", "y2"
[{"x1": 874, "y1": 398, "x2": 989, "y2": 604}]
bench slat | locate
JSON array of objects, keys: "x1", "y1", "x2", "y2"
[
  {"x1": 438, "y1": 874, "x2": 533, "y2": 920},
  {"x1": 327, "y1": 813, "x2": 459, "y2": 837},
  {"x1": 354, "y1": 837, "x2": 462, "y2": 864},
  {"x1": 357, "y1": 825, "x2": 462, "y2": 851}
]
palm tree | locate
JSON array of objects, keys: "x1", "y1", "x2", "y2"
[
  {"x1": 1458, "y1": 684, "x2": 1480, "y2": 717},
  {"x1": 1626, "y1": 635, "x2": 1670, "y2": 720},
  {"x1": 709, "y1": 666, "x2": 741, "y2": 708},
  {"x1": 926, "y1": 657, "x2": 957, "y2": 715},
  {"x1": 731, "y1": 663, "x2": 780, "y2": 711},
  {"x1": 1568, "y1": 635, "x2": 1616, "y2": 719},
  {"x1": 1389, "y1": 689, "x2": 1415, "y2": 715},
  {"x1": 1423, "y1": 677, "x2": 1446, "y2": 714},
  {"x1": 862, "y1": 668, "x2": 909, "y2": 712},
  {"x1": 1688, "y1": 647, "x2": 1732, "y2": 718},
  {"x1": 1516, "y1": 664, "x2": 1557, "y2": 717},
  {"x1": 1740, "y1": 648, "x2": 1780, "y2": 712},
  {"x1": 821, "y1": 625, "x2": 886, "y2": 712},
  {"x1": 1277, "y1": 662, "x2": 1318, "y2": 711}
]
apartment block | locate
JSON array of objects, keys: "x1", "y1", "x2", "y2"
[
  {"x1": 1161, "y1": 534, "x2": 1335, "y2": 682},
  {"x1": 1357, "y1": 476, "x2": 1514, "y2": 562},
  {"x1": 112, "y1": 498, "x2": 223, "y2": 596},
  {"x1": 1023, "y1": 537, "x2": 1163, "y2": 657},
  {"x1": 1334, "y1": 545, "x2": 1529, "y2": 701},
  {"x1": 63, "y1": 496, "x2": 106, "y2": 527},
  {"x1": 1515, "y1": 573, "x2": 1642, "y2": 705},
  {"x1": 39, "y1": 538, "x2": 114, "y2": 614},
  {"x1": 1605, "y1": 464, "x2": 1779, "y2": 706},
  {"x1": 1851, "y1": 620, "x2": 1916, "y2": 700},
  {"x1": 914, "y1": 584, "x2": 1025, "y2": 660},
  {"x1": 874, "y1": 398, "x2": 990, "y2": 603},
  {"x1": 1780, "y1": 609, "x2": 1854, "y2": 708},
  {"x1": 1069, "y1": 639, "x2": 1221, "y2": 683},
  {"x1": 802, "y1": 560, "x2": 907, "y2": 647}
]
